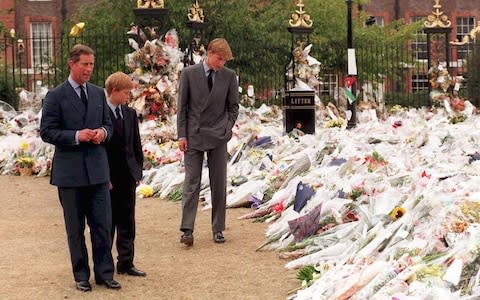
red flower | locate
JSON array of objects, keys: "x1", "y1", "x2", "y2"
[
  {"x1": 273, "y1": 202, "x2": 284, "y2": 214},
  {"x1": 344, "y1": 211, "x2": 359, "y2": 222},
  {"x1": 345, "y1": 76, "x2": 356, "y2": 87},
  {"x1": 392, "y1": 120, "x2": 402, "y2": 128},
  {"x1": 150, "y1": 102, "x2": 160, "y2": 113},
  {"x1": 421, "y1": 170, "x2": 431, "y2": 178}
]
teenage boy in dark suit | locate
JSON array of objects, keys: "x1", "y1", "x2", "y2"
[{"x1": 104, "y1": 72, "x2": 146, "y2": 277}]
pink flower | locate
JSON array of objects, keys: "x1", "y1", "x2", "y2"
[{"x1": 164, "y1": 33, "x2": 177, "y2": 48}]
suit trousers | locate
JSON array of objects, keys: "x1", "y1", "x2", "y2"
[
  {"x1": 58, "y1": 183, "x2": 113, "y2": 282},
  {"x1": 181, "y1": 142, "x2": 227, "y2": 233},
  {"x1": 110, "y1": 171, "x2": 136, "y2": 269}
]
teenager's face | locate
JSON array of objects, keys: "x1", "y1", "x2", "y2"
[
  {"x1": 206, "y1": 52, "x2": 226, "y2": 71},
  {"x1": 110, "y1": 88, "x2": 131, "y2": 105},
  {"x1": 69, "y1": 54, "x2": 94, "y2": 84}
]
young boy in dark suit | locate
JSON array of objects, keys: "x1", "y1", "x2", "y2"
[{"x1": 105, "y1": 72, "x2": 146, "y2": 277}]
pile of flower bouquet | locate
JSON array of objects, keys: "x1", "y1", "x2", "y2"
[{"x1": 126, "y1": 29, "x2": 184, "y2": 121}]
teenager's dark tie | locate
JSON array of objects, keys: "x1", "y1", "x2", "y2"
[
  {"x1": 113, "y1": 106, "x2": 124, "y2": 138},
  {"x1": 207, "y1": 69, "x2": 213, "y2": 91},
  {"x1": 79, "y1": 85, "x2": 88, "y2": 109},
  {"x1": 115, "y1": 106, "x2": 122, "y2": 119}
]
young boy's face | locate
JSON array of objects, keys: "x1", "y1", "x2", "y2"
[{"x1": 110, "y1": 88, "x2": 131, "y2": 105}]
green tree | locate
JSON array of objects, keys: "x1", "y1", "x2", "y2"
[
  {"x1": 467, "y1": 39, "x2": 480, "y2": 106},
  {"x1": 0, "y1": 18, "x2": 18, "y2": 108},
  {"x1": 61, "y1": 0, "x2": 423, "y2": 101}
]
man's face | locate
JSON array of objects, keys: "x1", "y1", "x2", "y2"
[
  {"x1": 206, "y1": 52, "x2": 226, "y2": 71},
  {"x1": 69, "y1": 54, "x2": 94, "y2": 84},
  {"x1": 110, "y1": 88, "x2": 131, "y2": 105}
]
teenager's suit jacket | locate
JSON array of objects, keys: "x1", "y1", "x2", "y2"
[
  {"x1": 105, "y1": 105, "x2": 143, "y2": 181},
  {"x1": 40, "y1": 81, "x2": 113, "y2": 187},
  {"x1": 176, "y1": 63, "x2": 239, "y2": 151}
]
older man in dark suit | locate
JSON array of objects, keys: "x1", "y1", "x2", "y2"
[
  {"x1": 177, "y1": 38, "x2": 239, "y2": 246},
  {"x1": 40, "y1": 44, "x2": 120, "y2": 292}
]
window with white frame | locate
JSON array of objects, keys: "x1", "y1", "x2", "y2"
[
  {"x1": 31, "y1": 22, "x2": 53, "y2": 67},
  {"x1": 365, "y1": 16, "x2": 385, "y2": 27},
  {"x1": 412, "y1": 74, "x2": 429, "y2": 92},
  {"x1": 456, "y1": 17, "x2": 475, "y2": 59},
  {"x1": 411, "y1": 16, "x2": 428, "y2": 60},
  {"x1": 320, "y1": 73, "x2": 338, "y2": 96}
]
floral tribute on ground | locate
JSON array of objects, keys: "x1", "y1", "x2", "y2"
[{"x1": 2, "y1": 22, "x2": 480, "y2": 300}]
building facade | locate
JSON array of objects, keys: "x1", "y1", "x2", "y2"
[
  {"x1": 0, "y1": 0, "x2": 96, "y2": 90},
  {"x1": 0, "y1": 0, "x2": 15, "y2": 31},
  {"x1": 1, "y1": 0, "x2": 96, "y2": 59},
  {"x1": 364, "y1": 0, "x2": 480, "y2": 49},
  {"x1": 361, "y1": 0, "x2": 480, "y2": 94}
]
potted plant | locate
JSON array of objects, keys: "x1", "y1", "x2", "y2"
[
  {"x1": 15, "y1": 141, "x2": 35, "y2": 176},
  {"x1": 16, "y1": 156, "x2": 35, "y2": 176}
]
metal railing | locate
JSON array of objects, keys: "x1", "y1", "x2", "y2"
[{"x1": 2, "y1": 31, "x2": 480, "y2": 110}]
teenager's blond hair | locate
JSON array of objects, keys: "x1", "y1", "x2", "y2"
[
  {"x1": 207, "y1": 38, "x2": 233, "y2": 61},
  {"x1": 105, "y1": 72, "x2": 134, "y2": 96}
]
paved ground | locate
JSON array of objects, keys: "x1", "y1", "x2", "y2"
[{"x1": 0, "y1": 175, "x2": 298, "y2": 300}]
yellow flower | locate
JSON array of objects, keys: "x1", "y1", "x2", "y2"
[
  {"x1": 16, "y1": 156, "x2": 35, "y2": 168},
  {"x1": 20, "y1": 141, "x2": 29, "y2": 151},
  {"x1": 389, "y1": 206, "x2": 406, "y2": 220},
  {"x1": 134, "y1": 67, "x2": 143, "y2": 76},
  {"x1": 69, "y1": 22, "x2": 85, "y2": 37},
  {"x1": 389, "y1": 104, "x2": 405, "y2": 113},
  {"x1": 416, "y1": 265, "x2": 443, "y2": 279},
  {"x1": 137, "y1": 184, "x2": 154, "y2": 198},
  {"x1": 325, "y1": 118, "x2": 344, "y2": 128}
]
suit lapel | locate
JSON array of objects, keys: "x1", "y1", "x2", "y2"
[
  {"x1": 203, "y1": 68, "x2": 227, "y2": 110},
  {"x1": 65, "y1": 81, "x2": 87, "y2": 116},
  {"x1": 195, "y1": 64, "x2": 210, "y2": 94},
  {"x1": 191, "y1": 64, "x2": 211, "y2": 111},
  {"x1": 123, "y1": 106, "x2": 132, "y2": 142},
  {"x1": 83, "y1": 83, "x2": 95, "y2": 127},
  {"x1": 211, "y1": 68, "x2": 226, "y2": 94}
]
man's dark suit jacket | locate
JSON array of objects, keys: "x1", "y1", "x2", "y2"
[{"x1": 40, "y1": 81, "x2": 112, "y2": 187}]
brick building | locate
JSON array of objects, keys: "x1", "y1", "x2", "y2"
[
  {"x1": 0, "y1": 0, "x2": 96, "y2": 90},
  {"x1": 0, "y1": 0, "x2": 15, "y2": 31},
  {"x1": 2, "y1": 0, "x2": 97, "y2": 35},
  {"x1": 364, "y1": 0, "x2": 480, "y2": 52},
  {"x1": 359, "y1": 0, "x2": 480, "y2": 95},
  {"x1": 0, "y1": 0, "x2": 95, "y2": 60}
]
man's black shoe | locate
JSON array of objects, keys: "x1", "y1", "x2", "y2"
[
  {"x1": 180, "y1": 230, "x2": 194, "y2": 246},
  {"x1": 75, "y1": 281, "x2": 92, "y2": 292},
  {"x1": 118, "y1": 266, "x2": 147, "y2": 277},
  {"x1": 213, "y1": 231, "x2": 225, "y2": 243},
  {"x1": 95, "y1": 279, "x2": 121, "y2": 289}
]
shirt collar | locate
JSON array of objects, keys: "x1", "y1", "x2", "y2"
[
  {"x1": 202, "y1": 61, "x2": 211, "y2": 75},
  {"x1": 68, "y1": 75, "x2": 86, "y2": 90},
  {"x1": 105, "y1": 90, "x2": 121, "y2": 115}
]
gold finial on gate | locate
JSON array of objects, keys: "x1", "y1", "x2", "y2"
[
  {"x1": 424, "y1": 0, "x2": 451, "y2": 28},
  {"x1": 187, "y1": 1, "x2": 205, "y2": 23},
  {"x1": 137, "y1": 0, "x2": 164, "y2": 9},
  {"x1": 288, "y1": 0, "x2": 313, "y2": 28}
]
